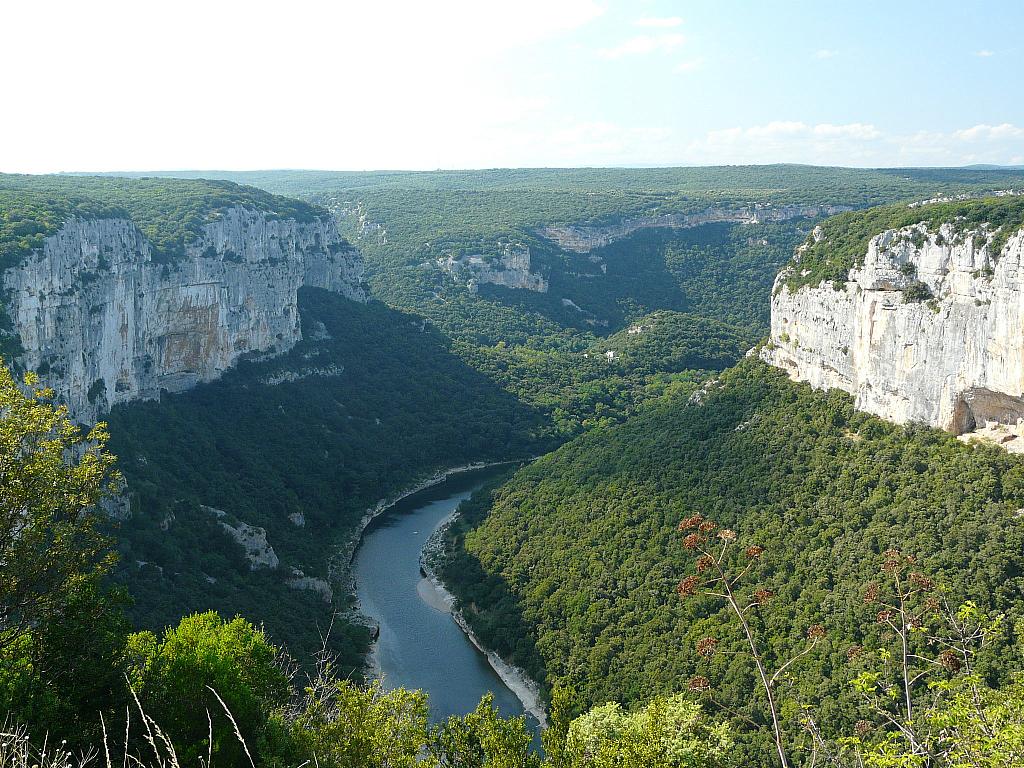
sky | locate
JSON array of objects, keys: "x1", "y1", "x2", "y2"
[{"x1": 2, "y1": 0, "x2": 1022, "y2": 172}]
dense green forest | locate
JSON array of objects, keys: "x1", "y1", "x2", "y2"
[
  {"x1": 434, "y1": 359, "x2": 1024, "y2": 765},
  {"x1": 33, "y1": 170, "x2": 1024, "y2": 673},
  {"x1": 539, "y1": 221, "x2": 805, "y2": 332},
  {"x1": 5, "y1": 350, "x2": 1023, "y2": 768},
  {"x1": 105, "y1": 291, "x2": 747, "y2": 665},
  {"x1": 105, "y1": 288, "x2": 548, "y2": 668},
  {"x1": 0, "y1": 364, "x2": 743, "y2": 767},
  {"x1": 120, "y1": 166, "x2": 1024, "y2": 230},
  {"x1": 6, "y1": 170, "x2": 1024, "y2": 766}
]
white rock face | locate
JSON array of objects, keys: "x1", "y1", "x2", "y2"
[
  {"x1": 4, "y1": 208, "x2": 364, "y2": 423},
  {"x1": 537, "y1": 204, "x2": 851, "y2": 253},
  {"x1": 286, "y1": 569, "x2": 333, "y2": 602},
  {"x1": 260, "y1": 363, "x2": 344, "y2": 386},
  {"x1": 438, "y1": 244, "x2": 548, "y2": 293},
  {"x1": 763, "y1": 221, "x2": 1024, "y2": 438},
  {"x1": 202, "y1": 505, "x2": 279, "y2": 570},
  {"x1": 328, "y1": 199, "x2": 388, "y2": 245}
]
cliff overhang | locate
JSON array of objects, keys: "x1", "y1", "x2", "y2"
[
  {"x1": 762, "y1": 214, "x2": 1024, "y2": 450},
  {"x1": 3, "y1": 207, "x2": 365, "y2": 423}
]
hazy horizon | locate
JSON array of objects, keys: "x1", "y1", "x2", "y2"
[
  {"x1": 4, "y1": 0, "x2": 1021, "y2": 174},
  {"x1": 22, "y1": 162, "x2": 1024, "y2": 177}
]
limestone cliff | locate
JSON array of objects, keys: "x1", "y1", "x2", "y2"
[
  {"x1": 437, "y1": 243, "x2": 548, "y2": 293},
  {"x1": 763, "y1": 218, "x2": 1024, "y2": 446},
  {"x1": 327, "y1": 199, "x2": 388, "y2": 245},
  {"x1": 537, "y1": 203, "x2": 851, "y2": 253},
  {"x1": 4, "y1": 207, "x2": 364, "y2": 423}
]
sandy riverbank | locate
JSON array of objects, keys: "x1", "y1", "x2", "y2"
[
  {"x1": 336, "y1": 458, "x2": 548, "y2": 726},
  {"x1": 420, "y1": 510, "x2": 548, "y2": 728}
]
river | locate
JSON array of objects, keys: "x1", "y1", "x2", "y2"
[{"x1": 352, "y1": 467, "x2": 543, "y2": 744}]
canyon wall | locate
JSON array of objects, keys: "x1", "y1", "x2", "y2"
[
  {"x1": 762, "y1": 221, "x2": 1024, "y2": 444},
  {"x1": 537, "y1": 203, "x2": 852, "y2": 253},
  {"x1": 437, "y1": 243, "x2": 548, "y2": 293},
  {"x1": 4, "y1": 207, "x2": 364, "y2": 423}
]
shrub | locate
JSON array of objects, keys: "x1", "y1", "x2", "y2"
[{"x1": 126, "y1": 612, "x2": 290, "y2": 766}]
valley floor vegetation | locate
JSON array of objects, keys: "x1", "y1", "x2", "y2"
[
  {"x1": 2, "y1": 354, "x2": 1023, "y2": 768},
  {"x1": 434, "y1": 360, "x2": 1024, "y2": 768},
  {"x1": 5, "y1": 172, "x2": 1024, "y2": 767}
]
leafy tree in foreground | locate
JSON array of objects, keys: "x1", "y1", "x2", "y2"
[
  {"x1": 823, "y1": 551, "x2": 1013, "y2": 768},
  {"x1": 932, "y1": 675, "x2": 1024, "y2": 768},
  {"x1": 0, "y1": 364, "x2": 120, "y2": 650},
  {"x1": 563, "y1": 694, "x2": 733, "y2": 768},
  {"x1": 269, "y1": 650, "x2": 429, "y2": 768},
  {"x1": 0, "y1": 361, "x2": 127, "y2": 744},
  {"x1": 430, "y1": 692, "x2": 540, "y2": 768}
]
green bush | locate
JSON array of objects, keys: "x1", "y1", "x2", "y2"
[
  {"x1": 127, "y1": 612, "x2": 290, "y2": 765},
  {"x1": 564, "y1": 695, "x2": 732, "y2": 768}
]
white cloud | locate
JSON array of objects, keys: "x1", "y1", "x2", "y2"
[
  {"x1": 0, "y1": 0, "x2": 607, "y2": 173},
  {"x1": 812, "y1": 123, "x2": 882, "y2": 139},
  {"x1": 975, "y1": 49, "x2": 996, "y2": 57},
  {"x1": 674, "y1": 57, "x2": 705, "y2": 73},
  {"x1": 633, "y1": 16, "x2": 683, "y2": 28},
  {"x1": 599, "y1": 33, "x2": 686, "y2": 60},
  {"x1": 953, "y1": 123, "x2": 1024, "y2": 141},
  {"x1": 814, "y1": 49, "x2": 839, "y2": 59},
  {"x1": 685, "y1": 121, "x2": 1024, "y2": 167}
]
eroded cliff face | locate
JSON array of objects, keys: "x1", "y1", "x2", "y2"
[
  {"x1": 5, "y1": 207, "x2": 364, "y2": 423},
  {"x1": 437, "y1": 244, "x2": 548, "y2": 293},
  {"x1": 537, "y1": 204, "x2": 851, "y2": 253},
  {"x1": 762, "y1": 222, "x2": 1024, "y2": 447}
]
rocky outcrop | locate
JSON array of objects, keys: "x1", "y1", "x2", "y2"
[
  {"x1": 324, "y1": 199, "x2": 387, "y2": 245},
  {"x1": 537, "y1": 204, "x2": 851, "y2": 253},
  {"x1": 438, "y1": 244, "x2": 547, "y2": 293},
  {"x1": 260, "y1": 363, "x2": 344, "y2": 386},
  {"x1": 203, "y1": 506, "x2": 279, "y2": 570},
  {"x1": 4, "y1": 208, "x2": 364, "y2": 423},
  {"x1": 763, "y1": 220, "x2": 1024, "y2": 445},
  {"x1": 287, "y1": 569, "x2": 333, "y2": 602}
]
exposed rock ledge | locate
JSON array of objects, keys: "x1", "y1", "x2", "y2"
[
  {"x1": 538, "y1": 203, "x2": 851, "y2": 253},
  {"x1": 437, "y1": 244, "x2": 547, "y2": 293},
  {"x1": 202, "y1": 505, "x2": 279, "y2": 570},
  {"x1": 287, "y1": 569, "x2": 334, "y2": 602},
  {"x1": 763, "y1": 222, "x2": 1024, "y2": 446},
  {"x1": 4, "y1": 207, "x2": 365, "y2": 423}
]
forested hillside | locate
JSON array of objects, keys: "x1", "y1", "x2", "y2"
[
  {"x1": 48, "y1": 168, "x2": 1024, "y2": 671},
  {"x1": 105, "y1": 289, "x2": 751, "y2": 663},
  {"x1": 105, "y1": 288, "x2": 548, "y2": 668},
  {"x1": 122, "y1": 166, "x2": 1024, "y2": 346},
  {"x1": 123, "y1": 167, "x2": 1024, "y2": 436},
  {"x1": 7, "y1": 169, "x2": 1024, "y2": 766},
  {"x1": 434, "y1": 359, "x2": 1024, "y2": 764}
]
